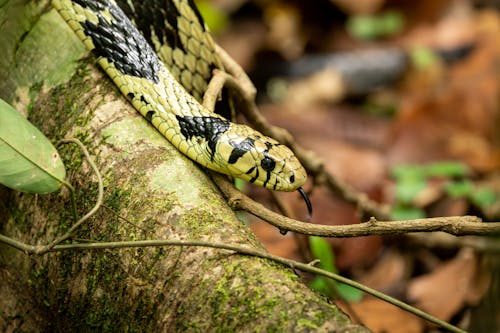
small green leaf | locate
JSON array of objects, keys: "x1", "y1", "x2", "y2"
[
  {"x1": 310, "y1": 276, "x2": 363, "y2": 301},
  {"x1": 391, "y1": 205, "x2": 426, "y2": 220},
  {"x1": 391, "y1": 164, "x2": 425, "y2": 181},
  {"x1": 347, "y1": 10, "x2": 404, "y2": 40},
  {"x1": 471, "y1": 187, "x2": 497, "y2": 208},
  {"x1": 395, "y1": 178, "x2": 427, "y2": 204},
  {"x1": 308, "y1": 237, "x2": 363, "y2": 302},
  {"x1": 0, "y1": 98, "x2": 65, "y2": 193},
  {"x1": 347, "y1": 15, "x2": 379, "y2": 40},
  {"x1": 445, "y1": 180, "x2": 474, "y2": 198},
  {"x1": 335, "y1": 282, "x2": 363, "y2": 302},
  {"x1": 309, "y1": 236, "x2": 336, "y2": 273},
  {"x1": 424, "y1": 161, "x2": 469, "y2": 177},
  {"x1": 234, "y1": 178, "x2": 246, "y2": 191},
  {"x1": 380, "y1": 11, "x2": 405, "y2": 35},
  {"x1": 194, "y1": 0, "x2": 228, "y2": 33},
  {"x1": 310, "y1": 276, "x2": 331, "y2": 296},
  {"x1": 409, "y1": 47, "x2": 438, "y2": 69}
]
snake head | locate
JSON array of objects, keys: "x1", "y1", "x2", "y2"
[
  {"x1": 218, "y1": 127, "x2": 307, "y2": 192},
  {"x1": 175, "y1": 115, "x2": 306, "y2": 191}
]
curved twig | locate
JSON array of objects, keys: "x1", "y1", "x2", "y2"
[
  {"x1": 0, "y1": 236, "x2": 467, "y2": 333},
  {"x1": 37, "y1": 138, "x2": 104, "y2": 254},
  {"x1": 212, "y1": 174, "x2": 500, "y2": 237}
]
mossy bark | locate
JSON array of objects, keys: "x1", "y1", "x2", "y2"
[{"x1": 0, "y1": 1, "x2": 370, "y2": 332}]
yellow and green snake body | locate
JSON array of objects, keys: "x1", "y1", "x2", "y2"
[{"x1": 52, "y1": 0, "x2": 310, "y2": 211}]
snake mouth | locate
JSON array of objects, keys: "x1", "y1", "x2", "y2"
[{"x1": 297, "y1": 187, "x2": 312, "y2": 218}]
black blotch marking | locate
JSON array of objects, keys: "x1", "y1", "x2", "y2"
[
  {"x1": 176, "y1": 115, "x2": 230, "y2": 159},
  {"x1": 117, "y1": 0, "x2": 186, "y2": 54},
  {"x1": 164, "y1": 1, "x2": 187, "y2": 53},
  {"x1": 146, "y1": 110, "x2": 155, "y2": 122},
  {"x1": 261, "y1": 144, "x2": 278, "y2": 189},
  {"x1": 265, "y1": 142, "x2": 274, "y2": 150},
  {"x1": 228, "y1": 137, "x2": 255, "y2": 164},
  {"x1": 127, "y1": 92, "x2": 135, "y2": 100},
  {"x1": 290, "y1": 175, "x2": 295, "y2": 183},
  {"x1": 263, "y1": 170, "x2": 272, "y2": 188},
  {"x1": 246, "y1": 166, "x2": 256, "y2": 175},
  {"x1": 78, "y1": 1, "x2": 162, "y2": 83},
  {"x1": 73, "y1": 0, "x2": 106, "y2": 11},
  {"x1": 115, "y1": 0, "x2": 223, "y2": 101},
  {"x1": 187, "y1": 0, "x2": 207, "y2": 32},
  {"x1": 249, "y1": 168, "x2": 259, "y2": 184},
  {"x1": 140, "y1": 95, "x2": 147, "y2": 103}
]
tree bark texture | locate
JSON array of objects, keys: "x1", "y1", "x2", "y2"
[{"x1": 0, "y1": 1, "x2": 370, "y2": 332}]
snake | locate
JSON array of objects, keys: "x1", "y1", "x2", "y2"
[{"x1": 51, "y1": 0, "x2": 311, "y2": 214}]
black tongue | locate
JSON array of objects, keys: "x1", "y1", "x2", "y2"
[{"x1": 297, "y1": 187, "x2": 312, "y2": 218}]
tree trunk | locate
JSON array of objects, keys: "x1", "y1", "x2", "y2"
[{"x1": 0, "y1": 1, "x2": 369, "y2": 332}]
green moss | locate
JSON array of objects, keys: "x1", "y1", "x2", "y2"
[
  {"x1": 8, "y1": 202, "x2": 31, "y2": 234},
  {"x1": 15, "y1": 9, "x2": 85, "y2": 88},
  {"x1": 30, "y1": 62, "x2": 110, "y2": 141},
  {"x1": 176, "y1": 255, "x2": 348, "y2": 332},
  {"x1": 211, "y1": 276, "x2": 231, "y2": 315},
  {"x1": 297, "y1": 318, "x2": 320, "y2": 330},
  {"x1": 106, "y1": 188, "x2": 131, "y2": 211},
  {"x1": 0, "y1": 3, "x2": 86, "y2": 103},
  {"x1": 0, "y1": 1, "x2": 42, "y2": 101},
  {"x1": 53, "y1": 250, "x2": 152, "y2": 333}
]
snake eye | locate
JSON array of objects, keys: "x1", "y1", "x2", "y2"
[
  {"x1": 289, "y1": 175, "x2": 295, "y2": 183},
  {"x1": 261, "y1": 156, "x2": 276, "y2": 172}
]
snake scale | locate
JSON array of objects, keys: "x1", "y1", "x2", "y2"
[{"x1": 51, "y1": 0, "x2": 311, "y2": 214}]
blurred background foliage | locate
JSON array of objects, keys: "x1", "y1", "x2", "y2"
[{"x1": 199, "y1": 1, "x2": 500, "y2": 331}]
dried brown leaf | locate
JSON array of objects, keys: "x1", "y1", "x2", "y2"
[
  {"x1": 341, "y1": 297, "x2": 424, "y2": 333},
  {"x1": 407, "y1": 248, "x2": 477, "y2": 322}
]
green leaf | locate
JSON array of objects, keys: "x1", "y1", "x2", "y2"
[
  {"x1": 391, "y1": 205, "x2": 426, "y2": 220},
  {"x1": 234, "y1": 178, "x2": 246, "y2": 191},
  {"x1": 310, "y1": 275, "x2": 363, "y2": 301},
  {"x1": 395, "y1": 178, "x2": 427, "y2": 204},
  {"x1": 347, "y1": 10, "x2": 404, "y2": 40},
  {"x1": 445, "y1": 180, "x2": 474, "y2": 198},
  {"x1": 409, "y1": 47, "x2": 438, "y2": 69},
  {"x1": 391, "y1": 164, "x2": 425, "y2": 181},
  {"x1": 379, "y1": 11, "x2": 405, "y2": 36},
  {"x1": 471, "y1": 187, "x2": 497, "y2": 208},
  {"x1": 347, "y1": 15, "x2": 380, "y2": 40},
  {"x1": 194, "y1": 0, "x2": 228, "y2": 33},
  {"x1": 309, "y1": 236, "x2": 336, "y2": 273},
  {"x1": 0, "y1": 98, "x2": 65, "y2": 193},
  {"x1": 335, "y1": 282, "x2": 363, "y2": 302},
  {"x1": 308, "y1": 237, "x2": 363, "y2": 302},
  {"x1": 310, "y1": 276, "x2": 331, "y2": 296},
  {"x1": 424, "y1": 161, "x2": 469, "y2": 177}
]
